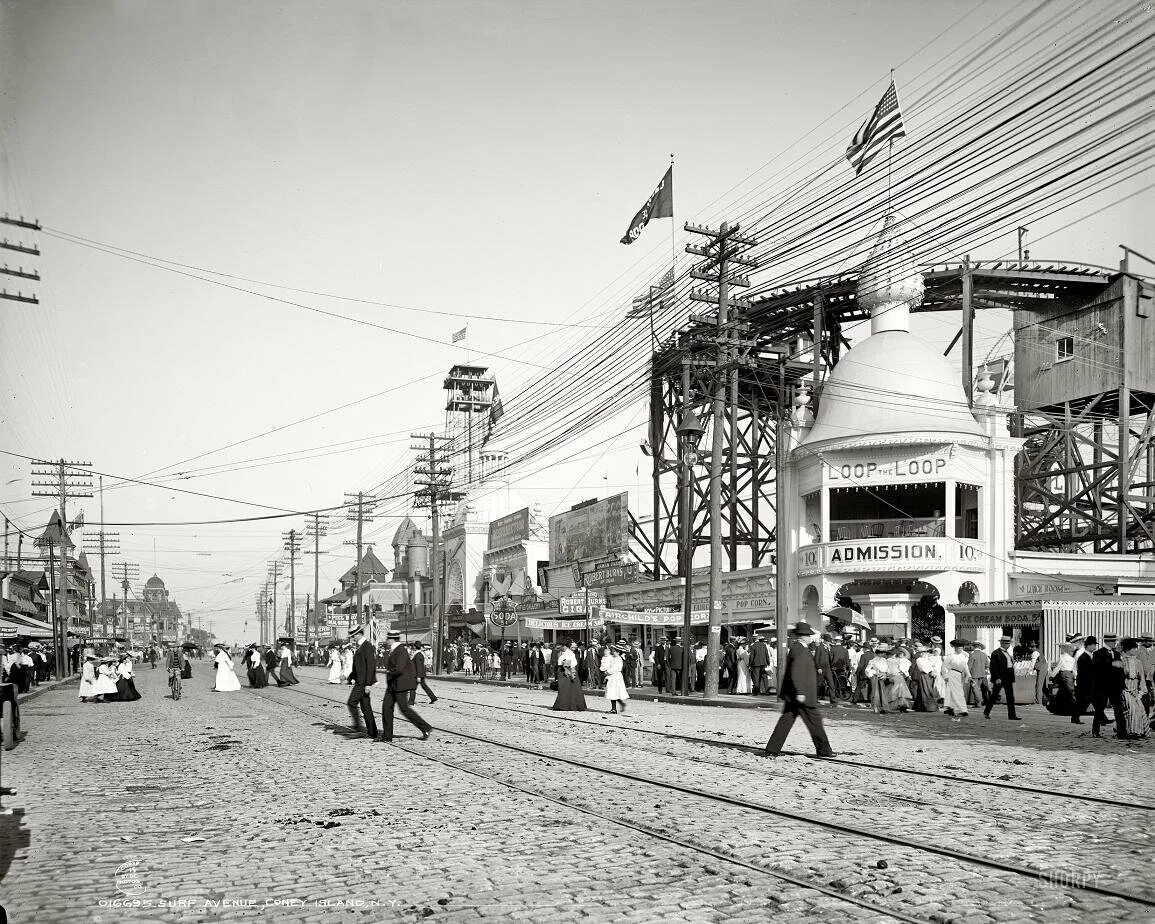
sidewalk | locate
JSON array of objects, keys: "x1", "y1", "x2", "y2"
[{"x1": 429, "y1": 671, "x2": 783, "y2": 710}]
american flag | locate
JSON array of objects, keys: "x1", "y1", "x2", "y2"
[
  {"x1": 451, "y1": 326, "x2": 467, "y2": 343},
  {"x1": 846, "y1": 80, "x2": 906, "y2": 177}
]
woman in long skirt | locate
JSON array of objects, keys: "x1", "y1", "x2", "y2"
[
  {"x1": 212, "y1": 644, "x2": 242, "y2": 692},
  {"x1": 941, "y1": 639, "x2": 971, "y2": 717},
  {"x1": 1120, "y1": 640, "x2": 1150, "y2": 738},
  {"x1": 887, "y1": 648, "x2": 914, "y2": 712},
  {"x1": 735, "y1": 640, "x2": 752, "y2": 695},
  {"x1": 78, "y1": 654, "x2": 98, "y2": 702},
  {"x1": 601, "y1": 643, "x2": 630, "y2": 714},
  {"x1": 116, "y1": 655, "x2": 142, "y2": 701},
  {"x1": 92, "y1": 657, "x2": 120, "y2": 702},
  {"x1": 339, "y1": 645, "x2": 353, "y2": 683},
  {"x1": 551, "y1": 641, "x2": 587, "y2": 712},
  {"x1": 911, "y1": 645, "x2": 939, "y2": 712},
  {"x1": 248, "y1": 646, "x2": 268, "y2": 688},
  {"x1": 866, "y1": 646, "x2": 893, "y2": 713},
  {"x1": 1047, "y1": 642, "x2": 1078, "y2": 715},
  {"x1": 327, "y1": 646, "x2": 342, "y2": 683},
  {"x1": 277, "y1": 642, "x2": 299, "y2": 685}
]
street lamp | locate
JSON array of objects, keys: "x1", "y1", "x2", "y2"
[{"x1": 678, "y1": 407, "x2": 706, "y2": 697}]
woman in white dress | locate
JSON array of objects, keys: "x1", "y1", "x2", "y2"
[
  {"x1": 78, "y1": 654, "x2": 98, "y2": 702},
  {"x1": 734, "y1": 639, "x2": 752, "y2": 694},
  {"x1": 327, "y1": 646, "x2": 342, "y2": 683},
  {"x1": 462, "y1": 651, "x2": 474, "y2": 675},
  {"x1": 600, "y1": 643, "x2": 631, "y2": 714},
  {"x1": 212, "y1": 644, "x2": 242, "y2": 692},
  {"x1": 940, "y1": 639, "x2": 972, "y2": 717},
  {"x1": 339, "y1": 645, "x2": 354, "y2": 683},
  {"x1": 91, "y1": 657, "x2": 120, "y2": 702}
]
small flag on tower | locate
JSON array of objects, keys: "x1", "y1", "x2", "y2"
[
  {"x1": 452, "y1": 326, "x2": 467, "y2": 343},
  {"x1": 846, "y1": 80, "x2": 906, "y2": 177},
  {"x1": 620, "y1": 165, "x2": 673, "y2": 245}
]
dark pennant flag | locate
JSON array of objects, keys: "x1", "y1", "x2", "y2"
[
  {"x1": 846, "y1": 81, "x2": 906, "y2": 176},
  {"x1": 620, "y1": 165, "x2": 673, "y2": 245}
]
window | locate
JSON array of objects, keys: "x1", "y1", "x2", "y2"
[{"x1": 1055, "y1": 336, "x2": 1074, "y2": 362}]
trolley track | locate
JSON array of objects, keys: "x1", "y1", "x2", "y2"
[
  {"x1": 252, "y1": 686, "x2": 913, "y2": 924},
  {"x1": 267, "y1": 682, "x2": 1155, "y2": 912},
  {"x1": 426, "y1": 686, "x2": 1155, "y2": 811}
]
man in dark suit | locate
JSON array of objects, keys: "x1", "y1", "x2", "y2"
[
  {"x1": 548, "y1": 642, "x2": 561, "y2": 682},
  {"x1": 345, "y1": 625, "x2": 379, "y2": 740},
  {"x1": 1091, "y1": 633, "x2": 1126, "y2": 738},
  {"x1": 1072, "y1": 635, "x2": 1095, "y2": 723},
  {"x1": 830, "y1": 636, "x2": 850, "y2": 702},
  {"x1": 666, "y1": 636, "x2": 685, "y2": 695},
  {"x1": 765, "y1": 622, "x2": 833, "y2": 757},
  {"x1": 722, "y1": 638, "x2": 738, "y2": 694},
  {"x1": 407, "y1": 641, "x2": 438, "y2": 706},
  {"x1": 652, "y1": 638, "x2": 667, "y2": 691},
  {"x1": 381, "y1": 631, "x2": 432, "y2": 742},
  {"x1": 983, "y1": 636, "x2": 1021, "y2": 720},
  {"x1": 749, "y1": 635, "x2": 772, "y2": 696},
  {"x1": 814, "y1": 633, "x2": 841, "y2": 704}
]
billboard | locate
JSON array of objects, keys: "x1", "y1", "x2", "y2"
[
  {"x1": 549, "y1": 493, "x2": 628, "y2": 565},
  {"x1": 488, "y1": 508, "x2": 530, "y2": 550}
]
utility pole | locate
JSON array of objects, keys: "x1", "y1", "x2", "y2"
[
  {"x1": 31, "y1": 458, "x2": 93, "y2": 674},
  {"x1": 684, "y1": 221, "x2": 758, "y2": 698},
  {"x1": 282, "y1": 529, "x2": 302, "y2": 639},
  {"x1": 1, "y1": 213, "x2": 41, "y2": 306},
  {"x1": 412, "y1": 433, "x2": 463, "y2": 675},
  {"x1": 267, "y1": 561, "x2": 282, "y2": 642},
  {"x1": 110, "y1": 561, "x2": 140, "y2": 642},
  {"x1": 307, "y1": 513, "x2": 329, "y2": 648},
  {"x1": 82, "y1": 476, "x2": 119, "y2": 637},
  {"x1": 343, "y1": 493, "x2": 376, "y2": 627}
]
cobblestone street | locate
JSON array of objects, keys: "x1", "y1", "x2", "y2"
[{"x1": 0, "y1": 666, "x2": 1151, "y2": 924}]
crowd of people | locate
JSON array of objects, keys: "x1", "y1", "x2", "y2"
[
  {"x1": 0, "y1": 641, "x2": 52, "y2": 692},
  {"x1": 77, "y1": 652, "x2": 141, "y2": 703}
]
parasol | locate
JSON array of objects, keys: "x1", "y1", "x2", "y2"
[{"x1": 824, "y1": 606, "x2": 871, "y2": 629}]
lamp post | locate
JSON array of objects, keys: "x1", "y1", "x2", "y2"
[{"x1": 678, "y1": 408, "x2": 705, "y2": 697}]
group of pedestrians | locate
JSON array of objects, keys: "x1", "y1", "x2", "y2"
[
  {"x1": 344, "y1": 627, "x2": 434, "y2": 742},
  {"x1": 549, "y1": 639, "x2": 632, "y2": 713},
  {"x1": 77, "y1": 652, "x2": 141, "y2": 703},
  {"x1": 1046, "y1": 633, "x2": 1153, "y2": 738},
  {"x1": 0, "y1": 641, "x2": 51, "y2": 692},
  {"x1": 243, "y1": 642, "x2": 300, "y2": 689}
]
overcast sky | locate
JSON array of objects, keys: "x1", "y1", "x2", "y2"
[{"x1": 1, "y1": 0, "x2": 1150, "y2": 642}]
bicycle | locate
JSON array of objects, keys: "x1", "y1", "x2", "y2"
[{"x1": 169, "y1": 668, "x2": 182, "y2": 700}]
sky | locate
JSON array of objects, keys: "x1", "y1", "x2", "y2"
[{"x1": 1, "y1": 0, "x2": 1151, "y2": 643}]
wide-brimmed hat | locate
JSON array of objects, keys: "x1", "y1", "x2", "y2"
[
  {"x1": 790, "y1": 622, "x2": 815, "y2": 636},
  {"x1": 949, "y1": 638, "x2": 968, "y2": 647}
]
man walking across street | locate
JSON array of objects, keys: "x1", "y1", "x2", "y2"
[
  {"x1": 346, "y1": 625, "x2": 379, "y2": 740},
  {"x1": 765, "y1": 622, "x2": 834, "y2": 758},
  {"x1": 984, "y1": 635, "x2": 1021, "y2": 721},
  {"x1": 408, "y1": 641, "x2": 438, "y2": 706},
  {"x1": 381, "y1": 631, "x2": 432, "y2": 742}
]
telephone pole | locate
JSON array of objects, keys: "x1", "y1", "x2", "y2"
[
  {"x1": 110, "y1": 561, "x2": 140, "y2": 642},
  {"x1": 307, "y1": 513, "x2": 329, "y2": 648},
  {"x1": 82, "y1": 476, "x2": 119, "y2": 636},
  {"x1": 684, "y1": 221, "x2": 759, "y2": 698},
  {"x1": 1, "y1": 213, "x2": 41, "y2": 306},
  {"x1": 282, "y1": 529, "x2": 302, "y2": 639},
  {"x1": 31, "y1": 458, "x2": 93, "y2": 673},
  {"x1": 267, "y1": 561, "x2": 282, "y2": 642},
  {"x1": 412, "y1": 433, "x2": 464, "y2": 675},
  {"x1": 343, "y1": 493, "x2": 376, "y2": 626}
]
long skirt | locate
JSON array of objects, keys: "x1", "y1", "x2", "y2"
[
  {"x1": 1047, "y1": 671, "x2": 1077, "y2": 715},
  {"x1": 279, "y1": 658, "x2": 299, "y2": 685},
  {"x1": 552, "y1": 674, "x2": 587, "y2": 711},
  {"x1": 247, "y1": 666, "x2": 256, "y2": 686},
  {"x1": 116, "y1": 678, "x2": 131, "y2": 701},
  {"x1": 911, "y1": 671, "x2": 937, "y2": 712},
  {"x1": 943, "y1": 670, "x2": 968, "y2": 714},
  {"x1": 604, "y1": 673, "x2": 629, "y2": 702},
  {"x1": 181, "y1": 662, "x2": 193, "y2": 680},
  {"x1": 891, "y1": 677, "x2": 913, "y2": 711},
  {"x1": 250, "y1": 664, "x2": 268, "y2": 688},
  {"x1": 1122, "y1": 690, "x2": 1149, "y2": 737},
  {"x1": 853, "y1": 674, "x2": 871, "y2": 703}
]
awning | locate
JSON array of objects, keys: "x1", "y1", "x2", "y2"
[{"x1": 0, "y1": 613, "x2": 53, "y2": 638}]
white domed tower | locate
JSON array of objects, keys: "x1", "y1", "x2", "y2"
[{"x1": 781, "y1": 215, "x2": 1021, "y2": 644}]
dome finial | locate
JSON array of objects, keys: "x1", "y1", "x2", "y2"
[{"x1": 857, "y1": 214, "x2": 922, "y2": 335}]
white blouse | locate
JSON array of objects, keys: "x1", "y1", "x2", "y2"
[
  {"x1": 557, "y1": 649, "x2": 578, "y2": 670},
  {"x1": 600, "y1": 653, "x2": 623, "y2": 677}
]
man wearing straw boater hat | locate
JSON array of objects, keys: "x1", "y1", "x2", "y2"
[
  {"x1": 345, "y1": 624, "x2": 379, "y2": 741},
  {"x1": 764, "y1": 622, "x2": 834, "y2": 759},
  {"x1": 381, "y1": 630, "x2": 432, "y2": 742}
]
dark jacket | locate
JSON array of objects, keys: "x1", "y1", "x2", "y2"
[
  {"x1": 350, "y1": 640, "x2": 377, "y2": 687},
  {"x1": 412, "y1": 649, "x2": 427, "y2": 680},
  {"x1": 813, "y1": 644, "x2": 833, "y2": 672},
  {"x1": 1091, "y1": 646, "x2": 1123, "y2": 697},
  {"x1": 989, "y1": 647, "x2": 1015, "y2": 684},
  {"x1": 386, "y1": 642, "x2": 417, "y2": 692},
  {"x1": 668, "y1": 644, "x2": 685, "y2": 672},
  {"x1": 749, "y1": 639, "x2": 771, "y2": 668},
  {"x1": 779, "y1": 640, "x2": 819, "y2": 703},
  {"x1": 830, "y1": 643, "x2": 850, "y2": 670},
  {"x1": 1075, "y1": 650, "x2": 1094, "y2": 691},
  {"x1": 722, "y1": 643, "x2": 737, "y2": 670}
]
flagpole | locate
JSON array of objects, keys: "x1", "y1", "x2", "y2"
[{"x1": 886, "y1": 70, "x2": 895, "y2": 215}]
